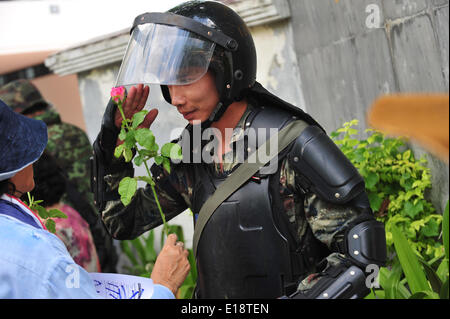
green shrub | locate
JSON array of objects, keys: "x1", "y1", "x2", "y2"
[
  {"x1": 332, "y1": 120, "x2": 448, "y2": 299},
  {"x1": 366, "y1": 201, "x2": 449, "y2": 299},
  {"x1": 331, "y1": 120, "x2": 444, "y2": 263}
]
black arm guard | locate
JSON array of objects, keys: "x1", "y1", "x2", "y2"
[
  {"x1": 290, "y1": 264, "x2": 370, "y2": 299},
  {"x1": 91, "y1": 99, "x2": 126, "y2": 211},
  {"x1": 289, "y1": 218, "x2": 386, "y2": 299},
  {"x1": 288, "y1": 125, "x2": 366, "y2": 205},
  {"x1": 285, "y1": 126, "x2": 387, "y2": 299}
]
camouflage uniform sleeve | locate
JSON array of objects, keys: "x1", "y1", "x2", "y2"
[
  {"x1": 303, "y1": 193, "x2": 360, "y2": 250},
  {"x1": 297, "y1": 193, "x2": 361, "y2": 292},
  {"x1": 101, "y1": 158, "x2": 189, "y2": 240},
  {"x1": 282, "y1": 158, "x2": 364, "y2": 294}
]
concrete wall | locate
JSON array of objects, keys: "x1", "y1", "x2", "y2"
[
  {"x1": 287, "y1": 0, "x2": 449, "y2": 214},
  {"x1": 250, "y1": 20, "x2": 307, "y2": 110}
]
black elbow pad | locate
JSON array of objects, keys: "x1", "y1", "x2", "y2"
[
  {"x1": 288, "y1": 126, "x2": 366, "y2": 204},
  {"x1": 347, "y1": 220, "x2": 387, "y2": 267}
]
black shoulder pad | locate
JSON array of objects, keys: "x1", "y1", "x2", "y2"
[{"x1": 288, "y1": 126, "x2": 366, "y2": 204}]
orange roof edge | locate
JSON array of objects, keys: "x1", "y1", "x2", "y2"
[{"x1": 0, "y1": 50, "x2": 58, "y2": 74}]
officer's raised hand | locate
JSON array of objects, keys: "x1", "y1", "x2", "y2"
[
  {"x1": 92, "y1": 83, "x2": 160, "y2": 196},
  {"x1": 114, "y1": 84, "x2": 159, "y2": 132}
]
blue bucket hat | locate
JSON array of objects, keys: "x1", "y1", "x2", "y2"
[{"x1": 0, "y1": 98, "x2": 48, "y2": 181}]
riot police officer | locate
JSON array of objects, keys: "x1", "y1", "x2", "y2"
[{"x1": 92, "y1": 0, "x2": 387, "y2": 299}]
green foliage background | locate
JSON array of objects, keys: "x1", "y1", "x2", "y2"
[
  {"x1": 331, "y1": 120, "x2": 444, "y2": 263},
  {"x1": 332, "y1": 120, "x2": 448, "y2": 299}
]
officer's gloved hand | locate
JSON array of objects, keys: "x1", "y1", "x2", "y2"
[
  {"x1": 96, "y1": 85, "x2": 158, "y2": 162},
  {"x1": 285, "y1": 254, "x2": 370, "y2": 299},
  {"x1": 112, "y1": 84, "x2": 157, "y2": 133}
]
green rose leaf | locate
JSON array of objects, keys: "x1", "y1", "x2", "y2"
[
  {"x1": 119, "y1": 128, "x2": 127, "y2": 141},
  {"x1": 161, "y1": 143, "x2": 182, "y2": 160},
  {"x1": 124, "y1": 130, "x2": 136, "y2": 149},
  {"x1": 137, "y1": 176, "x2": 155, "y2": 187},
  {"x1": 46, "y1": 219, "x2": 56, "y2": 234},
  {"x1": 140, "y1": 149, "x2": 158, "y2": 159},
  {"x1": 134, "y1": 154, "x2": 145, "y2": 167},
  {"x1": 135, "y1": 128, "x2": 156, "y2": 150},
  {"x1": 132, "y1": 110, "x2": 149, "y2": 129},
  {"x1": 154, "y1": 155, "x2": 164, "y2": 165},
  {"x1": 119, "y1": 177, "x2": 138, "y2": 206},
  {"x1": 124, "y1": 148, "x2": 134, "y2": 163},
  {"x1": 114, "y1": 144, "x2": 124, "y2": 159},
  {"x1": 35, "y1": 204, "x2": 48, "y2": 219},
  {"x1": 47, "y1": 209, "x2": 67, "y2": 219},
  {"x1": 162, "y1": 157, "x2": 171, "y2": 174}
]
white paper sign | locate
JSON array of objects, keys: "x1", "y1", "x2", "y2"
[{"x1": 89, "y1": 273, "x2": 155, "y2": 299}]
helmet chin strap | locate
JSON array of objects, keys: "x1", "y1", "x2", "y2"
[
  {"x1": 208, "y1": 102, "x2": 224, "y2": 122},
  {"x1": 202, "y1": 98, "x2": 232, "y2": 128},
  {"x1": 200, "y1": 102, "x2": 225, "y2": 129}
]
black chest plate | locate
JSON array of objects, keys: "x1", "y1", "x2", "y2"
[
  {"x1": 193, "y1": 166, "x2": 295, "y2": 299},
  {"x1": 190, "y1": 105, "x2": 308, "y2": 299}
]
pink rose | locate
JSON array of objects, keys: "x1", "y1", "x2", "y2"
[{"x1": 111, "y1": 86, "x2": 126, "y2": 103}]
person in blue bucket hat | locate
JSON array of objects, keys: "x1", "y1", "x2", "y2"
[{"x1": 0, "y1": 98, "x2": 190, "y2": 299}]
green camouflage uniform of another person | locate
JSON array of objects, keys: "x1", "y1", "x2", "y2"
[{"x1": 0, "y1": 79, "x2": 118, "y2": 273}]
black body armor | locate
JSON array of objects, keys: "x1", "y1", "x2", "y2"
[
  {"x1": 193, "y1": 171, "x2": 297, "y2": 298},
  {"x1": 190, "y1": 102, "x2": 331, "y2": 299}
]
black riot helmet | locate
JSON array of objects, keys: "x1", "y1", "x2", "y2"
[{"x1": 115, "y1": 0, "x2": 257, "y2": 122}]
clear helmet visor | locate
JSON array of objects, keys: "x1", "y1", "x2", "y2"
[{"x1": 115, "y1": 23, "x2": 216, "y2": 87}]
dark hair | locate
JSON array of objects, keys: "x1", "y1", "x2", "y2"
[
  {"x1": 0, "y1": 180, "x2": 16, "y2": 197},
  {"x1": 29, "y1": 151, "x2": 66, "y2": 207}
]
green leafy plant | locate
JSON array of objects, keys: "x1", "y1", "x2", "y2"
[
  {"x1": 331, "y1": 120, "x2": 448, "y2": 299},
  {"x1": 111, "y1": 87, "x2": 195, "y2": 298},
  {"x1": 331, "y1": 120, "x2": 444, "y2": 263},
  {"x1": 120, "y1": 224, "x2": 197, "y2": 299},
  {"x1": 111, "y1": 87, "x2": 182, "y2": 236},
  {"x1": 366, "y1": 200, "x2": 449, "y2": 299},
  {"x1": 25, "y1": 192, "x2": 67, "y2": 233}
]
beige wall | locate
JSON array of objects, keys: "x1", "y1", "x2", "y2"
[{"x1": 32, "y1": 73, "x2": 87, "y2": 131}]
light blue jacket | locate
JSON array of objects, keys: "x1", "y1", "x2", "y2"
[{"x1": 0, "y1": 196, "x2": 174, "y2": 299}]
